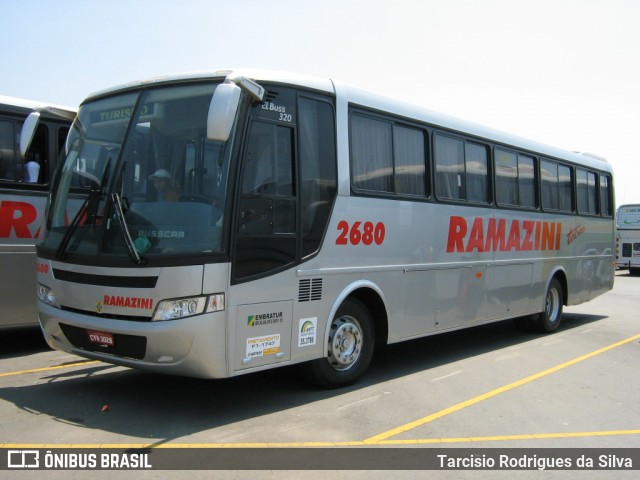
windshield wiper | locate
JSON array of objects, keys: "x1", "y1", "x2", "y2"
[
  {"x1": 110, "y1": 192, "x2": 145, "y2": 265},
  {"x1": 55, "y1": 158, "x2": 112, "y2": 259},
  {"x1": 55, "y1": 188, "x2": 97, "y2": 259}
]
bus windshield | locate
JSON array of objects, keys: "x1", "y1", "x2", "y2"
[
  {"x1": 616, "y1": 205, "x2": 640, "y2": 229},
  {"x1": 39, "y1": 82, "x2": 232, "y2": 264}
]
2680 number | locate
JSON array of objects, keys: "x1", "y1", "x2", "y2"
[{"x1": 336, "y1": 221, "x2": 385, "y2": 246}]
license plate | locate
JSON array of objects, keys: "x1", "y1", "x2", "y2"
[{"x1": 87, "y1": 330, "x2": 115, "y2": 347}]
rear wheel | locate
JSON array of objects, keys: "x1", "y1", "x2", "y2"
[
  {"x1": 308, "y1": 298, "x2": 375, "y2": 388},
  {"x1": 531, "y1": 277, "x2": 564, "y2": 333}
]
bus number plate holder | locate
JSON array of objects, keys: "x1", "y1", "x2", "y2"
[{"x1": 87, "y1": 330, "x2": 115, "y2": 347}]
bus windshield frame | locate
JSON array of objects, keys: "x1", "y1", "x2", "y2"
[{"x1": 37, "y1": 81, "x2": 237, "y2": 267}]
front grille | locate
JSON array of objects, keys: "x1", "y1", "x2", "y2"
[
  {"x1": 60, "y1": 323, "x2": 147, "y2": 360},
  {"x1": 622, "y1": 243, "x2": 632, "y2": 257},
  {"x1": 60, "y1": 306, "x2": 152, "y2": 322},
  {"x1": 53, "y1": 269, "x2": 158, "y2": 288}
]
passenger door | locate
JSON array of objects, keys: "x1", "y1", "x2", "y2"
[{"x1": 233, "y1": 120, "x2": 297, "y2": 280}]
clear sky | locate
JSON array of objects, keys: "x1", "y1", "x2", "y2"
[{"x1": 2, "y1": 0, "x2": 639, "y2": 205}]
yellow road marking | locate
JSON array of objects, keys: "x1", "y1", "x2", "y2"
[
  {"x1": 363, "y1": 333, "x2": 640, "y2": 444},
  {"x1": 0, "y1": 360, "x2": 101, "y2": 378},
  {"x1": 1, "y1": 335, "x2": 638, "y2": 448},
  {"x1": 375, "y1": 429, "x2": 640, "y2": 444},
  {"x1": 1, "y1": 430, "x2": 639, "y2": 449},
  {"x1": 0, "y1": 442, "x2": 364, "y2": 448}
]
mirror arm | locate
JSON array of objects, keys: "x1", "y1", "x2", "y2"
[{"x1": 228, "y1": 75, "x2": 265, "y2": 103}]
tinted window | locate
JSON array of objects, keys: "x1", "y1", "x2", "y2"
[
  {"x1": 495, "y1": 149, "x2": 536, "y2": 208},
  {"x1": 299, "y1": 98, "x2": 337, "y2": 257},
  {"x1": 435, "y1": 134, "x2": 464, "y2": 199},
  {"x1": 0, "y1": 120, "x2": 16, "y2": 180},
  {"x1": 541, "y1": 160, "x2": 558, "y2": 210},
  {"x1": 495, "y1": 149, "x2": 517, "y2": 205},
  {"x1": 465, "y1": 142, "x2": 489, "y2": 203},
  {"x1": 435, "y1": 133, "x2": 488, "y2": 203},
  {"x1": 541, "y1": 159, "x2": 573, "y2": 212},
  {"x1": 0, "y1": 119, "x2": 52, "y2": 184},
  {"x1": 600, "y1": 174, "x2": 612, "y2": 216},
  {"x1": 351, "y1": 115, "x2": 392, "y2": 192},
  {"x1": 518, "y1": 154, "x2": 536, "y2": 208},
  {"x1": 236, "y1": 121, "x2": 296, "y2": 279},
  {"x1": 393, "y1": 125, "x2": 426, "y2": 196},
  {"x1": 241, "y1": 122, "x2": 293, "y2": 196},
  {"x1": 350, "y1": 113, "x2": 427, "y2": 196},
  {"x1": 558, "y1": 164, "x2": 573, "y2": 212},
  {"x1": 577, "y1": 168, "x2": 598, "y2": 215}
]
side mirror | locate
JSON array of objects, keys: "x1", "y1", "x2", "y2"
[
  {"x1": 19, "y1": 111, "x2": 41, "y2": 158},
  {"x1": 207, "y1": 82, "x2": 241, "y2": 142},
  {"x1": 207, "y1": 76, "x2": 265, "y2": 142}
]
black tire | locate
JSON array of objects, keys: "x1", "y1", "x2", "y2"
[
  {"x1": 531, "y1": 277, "x2": 564, "y2": 333},
  {"x1": 308, "y1": 298, "x2": 375, "y2": 388}
]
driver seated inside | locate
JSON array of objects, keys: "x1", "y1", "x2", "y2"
[{"x1": 149, "y1": 169, "x2": 180, "y2": 202}]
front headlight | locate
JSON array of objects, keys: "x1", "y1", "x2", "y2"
[
  {"x1": 37, "y1": 284, "x2": 58, "y2": 307},
  {"x1": 152, "y1": 293, "x2": 225, "y2": 321}
]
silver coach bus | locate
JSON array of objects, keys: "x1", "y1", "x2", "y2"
[
  {"x1": 0, "y1": 96, "x2": 75, "y2": 329},
  {"x1": 33, "y1": 70, "x2": 614, "y2": 386}
]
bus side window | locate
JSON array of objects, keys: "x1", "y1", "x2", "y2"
[
  {"x1": 541, "y1": 160, "x2": 559, "y2": 210},
  {"x1": 0, "y1": 119, "x2": 49, "y2": 184},
  {"x1": 24, "y1": 124, "x2": 49, "y2": 183},
  {"x1": 299, "y1": 97, "x2": 337, "y2": 257},
  {"x1": 57, "y1": 127, "x2": 70, "y2": 158},
  {"x1": 600, "y1": 174, "x2": 612, "y2": 217},
  {"x1": 577, "y1": 169, "x2": 598, "y2": 215},
  {"x1": 434, "y1": 134, "x2": 465, "y2": 200},
  {"x1": 0, "y1": 120, "x2": 16, "y2": 180}
]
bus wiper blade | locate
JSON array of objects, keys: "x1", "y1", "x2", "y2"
[
  {"x1": 56, "y1": 158, "x2": 112, "y2": 259},
  {"x1": 111, "y1": 192, "x2": 145, "y2": 265},
  {"x1": 88, "y1": 158, "x2": 111, "y2": 227},
  {"x1": 55, "y1": 188, "x2": 96, "y2": 259}
]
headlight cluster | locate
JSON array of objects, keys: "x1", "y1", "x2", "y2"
[
  {"x1": 153, "y1": 293, "x2": 225, "y2": 321},
  {"x1": 37, "y1": 284, "x2": 58, "y2": 307}
]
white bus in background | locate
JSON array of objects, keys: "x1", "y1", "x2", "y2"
[
  {"x1": 0, "y1": 96, "x2": 76, "y2": 329},
  {"x1": 33, "y1": 70, "x2": 615, "y2": 387},
  {"x1": 615, "y1": 204, "x2": 640, "y2": 275}
]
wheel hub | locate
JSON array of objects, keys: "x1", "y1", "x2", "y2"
[{"x1": 329, "y1": 317, "x2": 362, "y2": 370}]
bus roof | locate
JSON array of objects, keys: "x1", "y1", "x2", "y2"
[
  {"x1": 84, "y1": 69, "x2": 611, "y2": 174},
  {"x1": 0, "y1": 94, "x2": 76, "y2": 119},
  {"x1": 85, "y1": 69, "x2": 335, "y2": 100}
]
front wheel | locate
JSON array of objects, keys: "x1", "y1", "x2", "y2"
[
  {"x1": 307, "y1": 298, "x2": 375, "y2": 388},
  {"x1": 531, "y1": 277, "x2": 564, "y2": 333}
]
